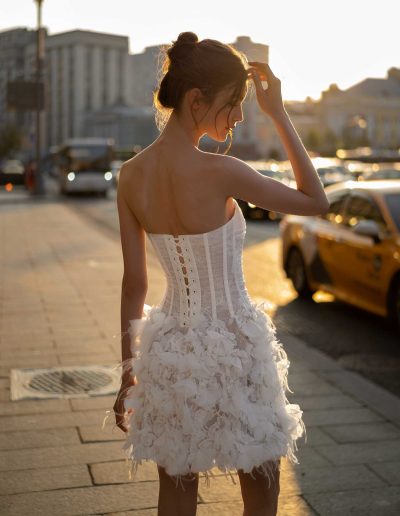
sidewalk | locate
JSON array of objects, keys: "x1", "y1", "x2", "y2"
[{"x1": 1, "y1": 188, "x2": 400, "y2": 515}]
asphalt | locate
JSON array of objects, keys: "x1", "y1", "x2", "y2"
[{"x1": 0, "y1": 185, "x2": 400, "y2": 516}]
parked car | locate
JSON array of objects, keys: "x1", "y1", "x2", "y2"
[
  {"x1": 0, "y1": 159, "x2": 25, "y2": 185},
  {"x1": 361, "y1": 167, "x2": 400, "y2": 181},
  {"x1": 279, "y1": 180, "x2": 400, "y2": 331},
  {"x1": 237, "y1": 161, "x2": 291, "y2": 220},
  {"x1": 316, "y1": 166, "x2": 354, "y2": 187}
]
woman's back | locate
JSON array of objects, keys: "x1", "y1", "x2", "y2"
[{"x1": 121, "y1": 141, "x2": 236, "y2": 237}]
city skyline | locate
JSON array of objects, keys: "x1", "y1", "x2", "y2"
[{"x1": 1, "y1": 0, "x2": 399, "y2": 101}]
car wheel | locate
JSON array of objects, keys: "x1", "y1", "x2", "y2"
[
  {"x1": 287, "y1": 247, "x2": 314, "y2": 298},
  {"x1": 388, "y1": 276, "x2": 400, "y2": 332}
]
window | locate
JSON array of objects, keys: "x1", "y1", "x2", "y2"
[
  {"x1": 321, "y1": 191, "x2": 349, "y2": 224},
  {"x1": 343, "y1": 193, "x2": 387, "y2": 232},
  {"x1": 383, "y1": 193, "x2": 400, "y2": 231}
]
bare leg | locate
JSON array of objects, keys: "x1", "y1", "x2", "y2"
[
  {"x1": 157, "y1": 465, "x2": 199, "y2": 516},
  {"x1": 238, "y1": 459, "x2": 281, "y2": 516}
]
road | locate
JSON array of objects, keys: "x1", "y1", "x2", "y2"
[{"x1": 60, "y1": 185, "x2": 400, "y2": 398}]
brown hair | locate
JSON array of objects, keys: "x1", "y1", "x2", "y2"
[{"x1": 154, "y1": 31, "x2": 250, "y2": 153}]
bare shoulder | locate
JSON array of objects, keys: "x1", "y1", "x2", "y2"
[
  {"x1": 201, "y1": 152, "x2": 257, "y2": 193},
  {"x1": 118, "y1": 152, "x2": 147, "y2": 188}
]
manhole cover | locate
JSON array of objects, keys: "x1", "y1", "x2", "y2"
[
  {"x1": 10, "y1": 365, "x2": 121, "y2": 401},
  {"x1": 338, "y1": 352, "x2": 400, "y2": 373}
]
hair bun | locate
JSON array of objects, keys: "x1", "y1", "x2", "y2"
[{"x1": 176, "y1": 31, "x2": 198, "y2": 45}]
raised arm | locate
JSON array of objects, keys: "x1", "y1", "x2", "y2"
[{"x1": 219, "y1": 62, "x2": 329, "y2": 216}]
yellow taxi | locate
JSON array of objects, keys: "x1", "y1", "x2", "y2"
[{"x1": 279, "y1": 180, "x2": 400, "y2": 331}]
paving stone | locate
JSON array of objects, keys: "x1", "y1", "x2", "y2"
[
  {"x1": 321, "y1": 369, "x2": 400, "y2": 425},
  {"x1": 0, "y1": 464, "x2": 92, "y2": 495},
  {"x1": 286, "y1": 381, "x2": 343, "y2": 397},
  {"x1": 0, "y1": 355, "x2": 60, "y2": 374},
  {"x1": 57, "y1": 353, "x2": 117, "y2": 366},
  {"x1": 0, "y1": 342, "x2": 112, "y2": 358},
  {"x1": 292, "y1": 446, "x2": 333, "y2": 468},
  {"x1": 108, "y1": 496, "x2": 317, "y2": 516},
  {"x1": 316, "y1": 440, "x2": 400, "y2": 465},
  {"x1": 296, "y1": 426, "x2": 336, "y2": 448},
  {"x1": 198, "y1": 502, "x2": 245, "y2": 516},
  {"x1": 70, "y1": 396, "x2": 115, "y2": 411},
  {"x1": 321, "y1": 422, "x2": 400, "y2": 443},
  {"x1": 79, "y1": 424, "x2": 125, "y2": 443},
  {"x1": 90, "y1": 460, "x2": 159, "y2": 484},
  {"x1": 0, "y1": 482, "x2": 159, "y2": 515},
  {"x1": 304, "y1": 407, "x2": 383, "y2": 427},
  {"x1": 51, "y1": 328, "x2": 104, "y2": 339},
  {"x1": 285, "y1": 371, "x2": 323, "y2": 385},
  {"x1": 275, "y1": 495, "x2": 317, "y2": 515},
  {"x1": 293, "y1": 393, "x2": 361, "y2": 411},
  {"x1": 0, "y1": 390, "x2": 10, "y2": 402},
  {"x1": 198, "y1": 474, "x2": 242, "y2": 503},
  {"x1": 282, "y1": 334, "x2": 342, "y2": 372},
  {"x1": 0, "y1": 427, "x2": 80, "y2": 450},
  {"x1": 0, "y1": 399, "x2": 70, "y2": 416},
  {"x1": 368, "y1": 461, "x2": 400, "y2": 485},
  {"x1": 280, "y1": 463, "x2": 384, "y2": 496},
  {"x1": 0, "y1": 338, "x2": 54, "y2": 351},
  {"x1": 0, "y1": 409, "x2": 109, "y2": 432},
  {"x1": 304, "y1": 486, "x2": 400, "y2": 515},
  {"x1": 0, "y1": 441, "x2": 125, "y2": 471}
]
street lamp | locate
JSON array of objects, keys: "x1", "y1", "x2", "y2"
[{"x1": 32, "y1": 0, "x2": 46, "y2": 195}]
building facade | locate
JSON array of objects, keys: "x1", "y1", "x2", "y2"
[
  {"x1": 319, "y1": 68, "x2": 400, "y2": 150},
  {"x1": 25, "y1": 29, "x2": 131, "y2": 149}
]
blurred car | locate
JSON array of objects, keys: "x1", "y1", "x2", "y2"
[
  {"x1": 0, "y1": 159, "x2": 25, "y2": 185},
  {"x1": 316, "y1": 166, "x2": 354, "y2": 187},
  {"x1": 361, "y1": 168, "x2": 400, "y2": 181},
  {"x1": 279, "y1": 180, "x2": 400, "y2": 330},
  {"x1": 237, "y1": 161, "x2": 291, "y2": 221}
]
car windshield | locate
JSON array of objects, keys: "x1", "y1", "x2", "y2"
[
  {"x1": 384, "y1": 193, "x2": 400, "y2": 231},
  {"x1": 66, "y1": 145, "x2": 111, "y2": 172}
]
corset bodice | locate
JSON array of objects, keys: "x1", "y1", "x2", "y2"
[{"x1": 147, "y1": 200, "x2": 253, "y2": 328}]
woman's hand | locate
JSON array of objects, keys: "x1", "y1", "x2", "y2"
[
  {"x1": 247, "y1": 62, "x2": 286, "y2": 120},
  {"x1": 113, "y1": 375, "x2": 135, "y2": 433}
]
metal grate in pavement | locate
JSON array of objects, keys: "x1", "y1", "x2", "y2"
[{"x1": 10, "y1": 365, "x2": 121, "y2": 400}]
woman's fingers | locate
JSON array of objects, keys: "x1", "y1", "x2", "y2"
[{"x1": 248, "y1": 61, "x2": 277, "y2": 80}]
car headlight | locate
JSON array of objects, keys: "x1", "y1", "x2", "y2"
[
  {"x1": 67, "y1": 172, "x2": 75, "y2": 181},
  {"x1": 104, "y1": 171, "x2": 113, "y2": 181}
]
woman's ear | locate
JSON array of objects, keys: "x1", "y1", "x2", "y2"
[{"x1": 186, "y1": 87, "x2": 204, "y2": 110}]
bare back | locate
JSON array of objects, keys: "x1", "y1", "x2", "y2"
[{"x1": 120, "y1": 141, "x2": 235, "y2": 236}]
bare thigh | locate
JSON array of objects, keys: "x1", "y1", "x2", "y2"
[
  {"x1": 157, "y1": 465, "x2": 199, "y2": 516},
  {"x1": 238, "y1": 459, "x2": 281, "y2": 516}
]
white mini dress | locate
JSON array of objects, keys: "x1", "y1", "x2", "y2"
[{"x1": 104, "y1": 199, "x2": 306, "y2": 488}]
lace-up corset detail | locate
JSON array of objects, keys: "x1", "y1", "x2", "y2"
[{"x1": 147, "y1": 200, "x2": 251, "y2": 328}]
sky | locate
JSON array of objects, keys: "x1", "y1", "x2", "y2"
[{"x1": 2, "y1": 0, "x2": 399, "y2": 101}]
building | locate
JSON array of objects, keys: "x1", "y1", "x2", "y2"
[
  {"x1": 24, "y1": 29, "x2": 131, "y2": 149},
  {"x1": 129, "y1": 45, "x2": 162, "y2": 107},
  {"x1": 0, "y1": 27, "x2": 36, "y2": 154},
  {"x1": 84, "y1": 105, "x2": 158, "y2": 150},
  {"x1": 319, "y1": 68, "x2": 400, "y2": 150}
]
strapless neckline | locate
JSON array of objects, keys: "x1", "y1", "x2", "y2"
[{"x1": 147, "y1": 199, "x2": 239, "y2": 238}]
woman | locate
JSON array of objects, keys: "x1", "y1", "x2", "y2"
[{"x1": 109, "y1": 31, "x2": 328, "y2": 516}]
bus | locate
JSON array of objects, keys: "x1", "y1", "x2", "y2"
[{"x1": 54, "y1": 138, "x2": 115, "y2": 196}]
